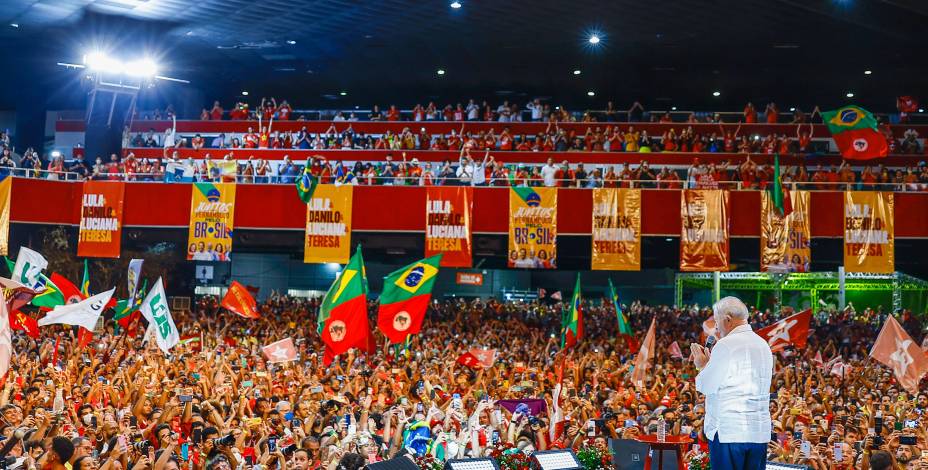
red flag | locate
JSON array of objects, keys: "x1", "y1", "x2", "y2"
[
  {"x1": 456, "y1": 352, "x2": 481, "y2": 369},
  {"x1": 321, "y1": 296, "x2": 372, "y2": 365},
  {"x1": 221, "y1": 281, "x2": 260, "y2": 319},
  {"x1": 468, "y1": 349, "x2": 497, "y2": 368},
  {"x1": 832, "y1": 128, "x2": 889, "y2": 160},
  {"x1": 179, "y1": 334, "x2": 202, "y2": 352},
  {"x1": 630, "y1": 317, "x2": 656, "y2": 386},
  {"x1": 813, "y1": 351, "x2": 824, "y2": 368},
  {"x1": 755, "y1": 309, "x2": 812, "y2": 352},
  {"x1": 668, "y1": 341, "x2": 684, "y2": 359},
  {"x1": 869, "y1": 315, "x2": 928, "y2": 394},
  {"x1": 77, "y1": 328, "x2": 94, "y2": 349},
  {"x1": 262, "y1": 338, "x2": 297, "y2": 364},
  {"x1": 10, "y1": 310, "x2": 39, "y2": 339}
]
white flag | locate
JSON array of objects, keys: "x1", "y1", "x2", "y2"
[
  {"x1": 127, "y1": 259, "x2": 144, "y2": 299},
  {"x1": 139, "y1": 278, "x2": 179, "y2": 354},
  {"x1": 0, "y1": 290, "x2": 12, "y2": 379},
  {"x1": 12, "y1": 247, "x2": 47, "y2": 291},
  {"x1": 38, "y1": 288, "x2": 116, "y2": 331}
]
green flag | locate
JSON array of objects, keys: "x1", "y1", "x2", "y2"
[
  {"x1": 609, "y1": 278, "x2": 633, "y2": 336},
  {"x1": 318, "y1": 245, "x2": 372, "y2": 362},
  {"x1": 318, "y1": 245, "x2": 368, "y2": 333},
  {"x1": 562, "y1": 274, "x2": 582, "y2": 349},
  {"x1": 376, "y1": 254, "x2": 442, "y2": 343},
  {"x1": 80, "y1": 259, "x2": 90, "y2": 297},
  {"x1": 296, "y1": 169, "x2": 318, "y2": 203},
  {"x1": 767, "y1": 154, "x2": 791, "y2": 217}
]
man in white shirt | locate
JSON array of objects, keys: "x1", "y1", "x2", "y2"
[
  {"x1": 690, "y1": 297, "x2": 772, "y2": 470},
  {"x1": 465, "y1": 100, "x2": 479, "y2": 121},
  {"x1": 541, "y1": 158, "x2": 557, "y2": 187},
  {"x1": 527, "y1": 99, "x2": 543, "y2": 121}
]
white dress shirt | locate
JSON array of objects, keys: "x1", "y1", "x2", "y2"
[{"x1": 695, "y1": 323, "x2": 773, "y2": 443}]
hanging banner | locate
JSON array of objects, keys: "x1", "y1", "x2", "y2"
[
  {"x1": 304, "y1": 184, "x2": 353, "y2": 264},
  {"x1": 680, "y1": 189, "x2": 730, "y2": 272},
  {"x1": 760, "y1": 190, "x2": 811, "y2": 272},
  {"x1": 0, "y1": 177, "x2": 10, "y2": 257},
  {"x1": 425, "y1": 187, "x2": 473, "y2": 268},
  {"x1": 187, "y1": 183, "x2": 235, "y2": 261},
  {"x1": 591, "y1": 188, "x2": 641, "y2": 271},
  {"x1": 508, "y1": 187, "x2": 557, "y2": 269},
  {"x1": 844, "y1": 191, "x2": 894, "y2": 273},
  {"x1": 77, "y1": 181, "x2": 125, "y2": 258}
]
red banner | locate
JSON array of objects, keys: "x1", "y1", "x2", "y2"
[
  {"x1": 221, "y1": 281, "x2": 260, "y2": 319},
  {"x1": 77, "y1": 181, "x2": 125, "y2": 258},
  {"x1": 425, "y1": 187, "x2": 473, "y2": 267}
]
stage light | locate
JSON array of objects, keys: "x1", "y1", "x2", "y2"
[
  {"x1": 84, "y1": 52, "x2": 122, "y2": 73},
  {"x1": 437, "y1": 69, "x2": 445, "y2": 75},
  {"x1": 864, "y1": 70, "x2": 872, "y2": 75},
  {"x1": 10, "y1": 23, "x2": 18, "y2": 28},
  {"x1": 532, "y1": 450, "x2": 582, "y2": 470},
  {"x1": 241, "y1": 91, "x2": 249, "y2": 96},
  {"x1": 286, "y1": 40, "x2": 296, "y2": 45},
  {"x1": 339, "y1": 91, "x2": 347, "y2": 96},
  {"x1": 790, "y1": 107, "x2": 796, "y2": 111},
  {"x1": 445, "y1": 458, "x2": 498, "y2": 470},
  {"x1": 573, "y1": 69, "x2": 581, "y2": 75},
  {"x1": 587, "y1": 91, "x2": 595, "y2": 96},
  {"x1": 671, "y1": 106, "x2": 677, "y2": 111},
  {"x1": 920, "y1": 108, "x2": 925, "y2": 113},
  {"x1": 712, "y1": 91, "x2": 721, "y2": 97},
  {"x1": 50, "y1": 151, "x2": 61, "y2": 158},
  {"x1": 450, "y1": 1, "x2": 462, "y2": 8},
  {"x1": 326, "y1": 263, "x2": 341, "y2": 271},
  {"x1": 588, "y1": 34, "x2": 600, "y2": 45},
  {"x1": 846, "y1": 92, "x2": 854, "y2": 98},
  {"x1": 125, "y1": 58, "x2": 158, "y2": 77}
]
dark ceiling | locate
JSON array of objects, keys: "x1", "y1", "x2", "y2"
[{"x1": 1, "y1": 0, "x2": 927, "y2": 115}]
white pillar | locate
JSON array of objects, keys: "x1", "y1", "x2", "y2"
[
  {"x1": 713, "y1": 271, "x2": 721, "y2": 303},
  {"x1": 838, "y1": 267, "x2": 846, "y2": 310}
]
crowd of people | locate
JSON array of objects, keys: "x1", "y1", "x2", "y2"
[{"x1": 4, "y1": 291, "x2": 928, "y2": 470}]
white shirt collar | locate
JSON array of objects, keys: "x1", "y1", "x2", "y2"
[{"x1": 727, "y1": 323, "x2": 753, "y2": 336}]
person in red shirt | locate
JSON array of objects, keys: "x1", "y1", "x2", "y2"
[
  {"x1": 261, "y1": 97, "x2": 277, "y2": 120},
  {"x1": 603, "y1": 166, "x2": 618, "y2": 188},
  {"x1": 516, "y1": 135, "x2": 532, "y2": 151},
  {"x1": 258, "y1": 115, "x2": 273, "y2": 149},
  {"x1": 277, "y1": 100, "x2": 292, "y2": 120},
  {"x1": 106, "y1": 153, "x2": 122, "y2": 180},
  {"x1": 243, "y1": 127, "x2": 258, "y2": 149},
  {"x1": 191, "y1": 134, "x2": 205, "y2": 150},
  {"x1": 738, "y1": 156, "x2": 757, "y2": 189},
  {"x1": 860, "y1": 166, "x2": 878, "y2": 188},
  {"x1": 618, "y1": 162, "x2": 635, "y2": 188},
  {"x1": 553, "y1": 161, "x2": 574, "y2": 188},
  {"x1": 765, "y1": 103, "x2": 779, "y2": 123},
  {"x1": 743, "y1": 102, "x2": 757, "y2": 123},
  {"x1": 720, "y1": 124, "x2": 740, "y2": 153},
  {"x1": 386, "y1": 105, "x2": 400, "y2": 121},
  {"x1": 412, "y1": 104, "x2": 425, "y2": 122},
  {"x1": 210, "y1": 101, "x2": 223, "y2": 120},
  {"x1": 499, "y1": 128, "x2": 513, "y2": 151},
  {"x1": 811, "y1": 165, "x2": 828, "y2": 190}
]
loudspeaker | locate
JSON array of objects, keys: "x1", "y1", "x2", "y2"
[
  {"x1": 609, "y1": 439, "x2": 681, "y2": 470},
  {"x1": 366, "y1": 456, "x2": 420, "y2": 470}
]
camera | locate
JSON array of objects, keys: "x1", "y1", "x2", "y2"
[
  {"x1": 133, "y1": 440, "x2": 152, "y2": 453},
  {"x1": 899, "y1": 435, "x2": 917, "y2": 446},
  {"x1": 213, "y1": 434, "x2": 236, "y2": 447}
]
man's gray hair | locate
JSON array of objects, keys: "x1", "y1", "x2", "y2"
[{"x1": 713, "y1": 296, "x2": 749, "y2": 320}]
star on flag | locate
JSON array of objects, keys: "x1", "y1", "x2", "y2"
[
  {"x1": 870, "y1": 315, "x2": 928, "y2": 394},
  {"x1": 262, "y1": 337, "x2": 297, "y2": 364}
]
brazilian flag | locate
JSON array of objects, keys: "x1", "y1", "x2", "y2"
[{"x1": 296, "y1": 170, "x2": 318, "y2": 203}]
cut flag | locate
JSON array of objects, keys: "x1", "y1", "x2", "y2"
[
  {"x1": 221, "y1": 281, "x2": 260, "y2": 319},
  {"x1": 630, "y1": 317, "x2": 657, "y2": 387},
  {"x1": 319, "y1": 245, "x2": 373, "y2": 364},
  {"x1": 11, "y1": 247, "x2": 47, "y2": 291},
  {"x1": 377, "y1": 254, "x2": 441, "y2": 344},
  {"x1": 608, "y1": 278, "x2": 632, "y2": 336},
  {"x1": 262, "y1": 337, "x2": 297, "y2": 364},
  {"x1": 561, "y1": 274, "x2": 582, "y2": 349},
  {"x1": 37, "y1": 287, "x2": 116, "y2": 331},
  {"x1": 755, "y1": 309, "x2": 812, "y2": 352},
  {"x1": 869, "y1": 315, "x2": 928, "y2": 394},
  {"x1": 821, "y1": 106, "x2": 888, "y2": 160}
]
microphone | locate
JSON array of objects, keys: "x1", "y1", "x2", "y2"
[{"x1": 705, "y1": 335, "x2": 717, "y2": 350}]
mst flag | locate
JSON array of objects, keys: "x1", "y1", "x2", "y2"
[
  {"x1": 755, "y1": 309, "x2": 812, "y2": 352},
  {"x1": 822, "y1": 106, "x2": 888, "y2": 160},
  {"x1": 562, "y1": 274, "x2": 582, "y2": 348},
  {"x1": 319, "y1": 246, "x2": 372, "y2": 363},
  {"x1": 139, "y1": 278, "x2": 180, "y2": 355},
  {"x1": 608, "y1": 278, "x2": 632, "y2": 336},
  {"x1": 12, "y1": 247, "x2": 48, "y2": 291},
  {"x1": 630, "y1": 317, "x2": 657, "y2": 387},
  {"x1": 221, "y1": 281, "x2": 260, "y2": 319},
  {"x1": 377, "y1": 254, "x2": 441, "y2": 344},
  {"x1": 869, "y1": 315, "x2": 928, "y2": 394},
  {"x1": 262, "y1": 337, "x2": 297, "y2": 364},
  {"x1": 38, "y1": 287, "x2": 116, "y2": 331}
]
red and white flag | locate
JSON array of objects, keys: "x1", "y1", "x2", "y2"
[
  {"x1": 869, "y1": 315, "x2": 928, "y2": 394},
  {"x1": 668, "y1": 341, "x2": 684, "y2": 359},
  {"x1": 456, "y1": 351, "x2": 481, "y2": 369},
  {"x1": 755, "y1": 309, "x2": 812, "y2": 352},
  {"x1": 630, "y1": 317, "x2": 657, "y2": 387},
  {"x1": 550, "y1": 291, "x2": 562, "y2": 301},
  {"x1": 262, "y1": 337, "x2": 297, "y2": 364},
  {"x1": 468, "y1": 349, "x2": 497, "y2": 368},
  {"x1": 813, "y1": 351, "x2": 824, "y2": 368}
]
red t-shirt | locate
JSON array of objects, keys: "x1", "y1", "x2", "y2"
[{"x1": 211, "y1": 107, "x2": 223, "y2": 120}]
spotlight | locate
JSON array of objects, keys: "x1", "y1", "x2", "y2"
[
  {"x1": 84, "y1": 52, "x2": 122, "y2": 73},
  {"x1": 920, "y1": 108, "x2": 925, "y2": 113},
  {"x1": 124, "y1": 58, "x2": 158, "y2": 77},
  {"x1": 864, "y1": 70, "x2": 872, "y2": 75},
  {"x1": 286, "y1": 40, "x2": 296, "y2": 45},
  {"x1": 450, "y1": 1, "x2": 462, "y2": 8},
  {"x1": 789, "y1": 107, "x2": 795, "y2": 111},
  {"x1": 339, "y1": 91, "x2": 347, "y2": 96},
  {"x1": 50, "y1": 150, "x2": 61, "y2": 158},
  {"x1": 573, "y1": 69, "x2": 581, "y2": 75},
  {"x1": 588, "y1": 34, "x2": 600, "y2": 45},
  {"x1": 846, "y1": 92, "x2": 854, "y2": 98},
  {"x1": 587, "y1": 91, "x2": 595, "y2": 96},
  {"x1": 10, "y1": 23, "x2": 19, "y2": 28},
  {"x1": 712, "y1": 91, "x2": 721, "y2": 97},
  {"x1": 671, "y1": 106, "x2": 677, "y2": 111},
  {"x1": 437, "y1": 69, "x2": 445, "y2": 75},
  {"x1": 241, "y1": 91, "x2": 249, "y2": 96}
]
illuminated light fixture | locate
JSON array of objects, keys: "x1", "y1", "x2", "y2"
[
  {"x1": 712, "y1": 91, "x2": 721, "y2": 97},
  {"x1": 286, "y1": 40, "x2": 296, "y2": 45},
  {"x1": 339, "y1": 91, "x2": 347, "y2": 96},
  {"x1": 846, "y1": 92, "x2": 854, "y2": 98},
  {"x1": 241, "y1": 90, "x2": 249, "y2": 96},
  {"x1": 10, "y1": 23, "x2": 19, "y2": 28},
  {"x1": 588, "y1": 34, "x2": 600, "y2": 45},
  {"x1": 587, "y1": 91, "x2": 595, "y2": 96},
  {"x1": 864, "y1": 70, "x2": 872, "y2": 75},
  {"x1": 789, "y1": 107, "x2": 796, "y2": 111},
  {"x1": 532, "y1": 450, "x2": 583, "y2": 470},
  {"x1": 84, "y1": 52, "x2": 123, "y2": 73},
  {"x1": 50, "y1": 150, "x2": 61, "y2": 158},
  {"x1": 450, "y1": 1, "x2": 462, "y2": 8},
  {"x1": 573, "y1": 69, "x2": 581, "y2": 75},
  {"x1": 671, "y1": 106, "x2": 677, "y2": 111},
  {"x1": 124, "y1": 58, "x2": 158, "y2": 77},
  {"x1": 437, "y1": 69, "x2": 445, "y2": 75},
  {"x1": 920, "y1": 108, "x2": 925, "y2": 113}
]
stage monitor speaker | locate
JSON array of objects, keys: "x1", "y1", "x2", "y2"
[
  {"x1": 366, "y1": 456, "x2": 420, "y2": 470},
  {"x1": 609, "y1": 439, "x2": 681, "y2": 470},
  {"x1": 531, "y1": 449, "x2": 582, "y2": 470},
  {"x1": 766, "y1": 462, "x2": 809, "y2": 470},
  {"x1": 444, "y1": 457, "x2": 499, "y2": 470}
]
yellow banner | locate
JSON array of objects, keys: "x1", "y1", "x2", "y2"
[
  {"x1": 591, "y1": 188, "x2": 640, "y2": 270},
  {"x1": 508, "y1": 187, "x2": 556, "y2": 269},
  {"x1": 0, "y1": 177, "x2": 10, "y2": 257},
  {"x1": 187, "y1": 183, "x2": 235, "y2": 261},
  {"x1": 304, "y1": 184, "x2": 353, "y2": 264},
  {"x1": 844, "y1": 191, "x2": 894, "y2": 273},
  {"x1": 680, "y1": 189, "x2": 730, "y2": 272},
  {"x1": 760, "y1": 190, "x2": 811, "y2": 272}
]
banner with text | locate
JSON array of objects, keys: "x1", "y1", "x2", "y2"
[
  {"x1": 0, "y1": 177, "x2": 9, "y2": 257},
  {"x1": 508, "y1": 187, "x2": 557, "y2": 269},
  {"x1": 187, "y1": 183, "x2": 235, "y2": 261},
  {"x1": 680, "y1": 189, "x2": 730, "y2": 272},
  {"x1": 304, "y1": 184, "x2": 353, "y2": 264},
  {"x1": 844, "y1": 191, "x2": 894, "y2": 273},
  {"x1": 760, "y1": 190, "x2": 811, "y2": 272},
  {"x1": 77, "y1": 181, "x2": 125, "y2": 258},
  {"x1": 425, "y1": 186, "x2": 473, "y2": 267},
  {"x1": 591, "y1": 188, "x2": 641, "y2": 270}
]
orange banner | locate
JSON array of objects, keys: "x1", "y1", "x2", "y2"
[
  {"x1": 0, "y1": 177, "x2": 10, "y2": 257},
  {"x1": 425, "y1": 187, "x2": 473, "y2": 267},
  {"x1": 680, "y1": 189, "x2": 729, "y2": 272},
  {"x1": 760, "y1": 190, "x2": 811, "y2": 272},
  {"x1": 591, "y1": 188, "x2": 640, "y2": 270},
  {"x1": 77, "y1": 181, "x2": 125, "y2": 258},
  {"x1": 508, "y1": 187, "x2": 557, "y2": 269},
  {"x1": 844, "y1": 191, "x2": 894, "y2": 273},
  {"x1": 304, "y1": 184, "x2": 353, "y2": 264}
]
